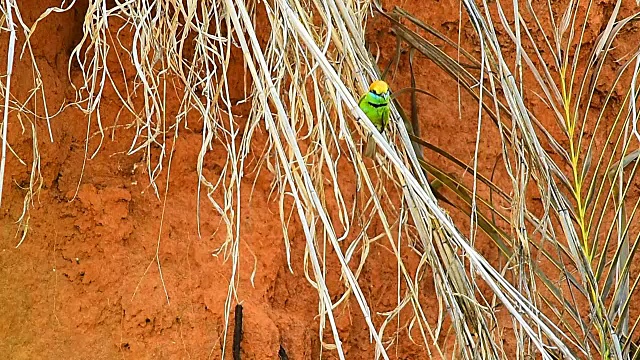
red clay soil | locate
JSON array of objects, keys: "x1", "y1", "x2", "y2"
[{"x1": 1, "y1": 0, "x2": 636, "y2": 359}]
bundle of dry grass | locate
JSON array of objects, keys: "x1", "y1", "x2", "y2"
[
  {"x1": 4, "y1": 0, "x2": 638, "y2": 359},
  {"x1": 378, "y1": 0, "x2": 640, "y2": 358}
]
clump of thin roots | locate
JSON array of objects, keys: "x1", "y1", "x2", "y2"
[{"x1": 0, "y1": 0, "x2": 602, "y2": 359}]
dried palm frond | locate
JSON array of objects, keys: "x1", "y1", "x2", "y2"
[{"x1": 378, "y1": 0, "x2": 640, "y2": 358}]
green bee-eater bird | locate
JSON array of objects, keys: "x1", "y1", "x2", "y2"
[{"x1": 359, "y1": 80, "x2": 391, "y2": 158}]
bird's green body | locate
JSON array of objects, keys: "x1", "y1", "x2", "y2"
[{"x1": 358, "y1": 80, "x2": 391, "y2": 157}]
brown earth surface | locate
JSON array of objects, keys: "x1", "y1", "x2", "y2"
[{"x1": 1, "y1": 0, "x2": 638, "y2": 359}]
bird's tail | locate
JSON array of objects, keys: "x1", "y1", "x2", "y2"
[{"x1": 364, "y1": 134, "x2": 376, "y2": 158}]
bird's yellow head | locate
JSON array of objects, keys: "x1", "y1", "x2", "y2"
[{"x1": 369, "y1": 80, "x2": 390, "y2": 98}]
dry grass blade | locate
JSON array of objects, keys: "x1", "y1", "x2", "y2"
[{"x1": 0, "y1": 0, "x2": 17, "y2": 209}]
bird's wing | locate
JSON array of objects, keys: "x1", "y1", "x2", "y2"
[
  {"x1": 382, "y1": 105, "x2": 391, "y2": 128},
  {"x1": 358, "y1": 93, "x2": 367, "y2": 107}
]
